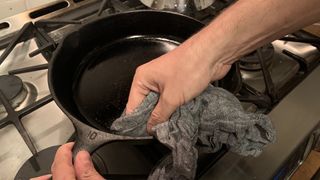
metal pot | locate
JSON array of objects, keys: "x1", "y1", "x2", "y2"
[{"x1": 139, "y1": 0, "x2": 215, "y2": 14}]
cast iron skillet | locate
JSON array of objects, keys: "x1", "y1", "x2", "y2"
[{"x1": 48, "y1": 10, "x2": 241, "y2": 157}]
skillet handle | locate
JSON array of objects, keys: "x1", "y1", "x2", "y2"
[
  {"x1": 71, "y1": 120, "x2": 110, "y2": 159},
  {"x1": 71, "y1": 119, "x2": 154, "y2": 159}
]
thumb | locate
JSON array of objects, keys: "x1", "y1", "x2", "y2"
[
  {"x1": 74, "y1": 151, "x2": 104, "y2": 180},
  {"x1": 147, "y1": 96, "x2": 178, "y2": 134},
  {"x1": 126, "y1": 74, "x2": 150, "y2": 114}
]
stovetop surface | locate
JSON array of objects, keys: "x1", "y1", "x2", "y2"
[
  {"x1": 0, "y1": 0, "x2": 319, "y2": 179},
  {"x1": 0, "y1": 38, "x2": 74, "y2": 179}
]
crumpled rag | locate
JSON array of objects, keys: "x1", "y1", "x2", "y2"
[{"x1": 111, "y1": 85, "x2": 276, "y2": 180}]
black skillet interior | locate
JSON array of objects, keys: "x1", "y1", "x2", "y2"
[
  {"x1": 73, "y1": 35, "x2": 184, "y2": 131},
  {"x1": 49, "y1": 11, "x2": 205, "y2": 132}
]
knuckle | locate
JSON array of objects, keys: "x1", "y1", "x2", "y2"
[
  {"x1": 79, "y1": 171, "x2": 92, "y2": 180},
  {"x1": 78, "y1": 169, "x2": 100, "y2": 180},
  {"x1": 134, "y1": 78, "x2": 145, "y2": 89},
  {"x1": 135, "y1": 65, "x2": 145, "y2": 75},
  {"x1": 162, "y1": 95, "x2": 180, "y2": 108},
  {"x1": 150, "y1": 110, "x2": 163, "y2": 124},
  {"x1": 133, "y1": 67, "x2": 146, "y2": 84}
]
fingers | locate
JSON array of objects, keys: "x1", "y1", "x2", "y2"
[
  {"x1": 147, "y1": 95, "x2": 179, "y2": 134},
  {"x1": 51, "y1": 142, "x2": 76, "y2": 180},
  {"x1": 74, "y1": 151, "x2": 104, "y2": 180},
  {"x1": 30, "y1": 174, "x2": 52, "y2": 180},
  {"x1": 50, "y1": 143, "x2": 104, "y2": 180}
]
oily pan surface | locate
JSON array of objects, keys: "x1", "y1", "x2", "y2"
[{"x1": 72, "y1": 35, "x2": 181, "y2": 131}]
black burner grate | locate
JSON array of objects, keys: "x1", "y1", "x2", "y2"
[
  {"x1": 0, "y1": 0, "x2": 319, "y2": 178},
  {"x1": 0, "y1": 89, "x2": 52, "y2": 155},
  {"x1": 0, "y1": 0, "x2": 318, "y2": 154},
  {"x1": 240, "y1": 44, "x2": 275, "y2": 71}
]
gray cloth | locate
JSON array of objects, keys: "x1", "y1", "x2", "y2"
[{"x1": 111, "y1": 85, "x2": 276, "y2": 180}]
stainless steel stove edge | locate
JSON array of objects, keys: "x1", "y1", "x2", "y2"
[{"x1": 0, "y1": 0, "x2": 99, "y2": 40}]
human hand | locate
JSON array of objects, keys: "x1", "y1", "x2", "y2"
[
  {"x1": 126, "y1": 36, "x2": 231, "y2": 134},
  {"x1": 31, "y1": 142, "x2": 104, "y2": 180}
]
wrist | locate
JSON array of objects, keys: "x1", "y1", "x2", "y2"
[
  {"x1": 171, "y1": 33, "x2": 231, "y2": 82},
  {"x1": 180, "y1": 25, "x2": 233, "y2": 69}
]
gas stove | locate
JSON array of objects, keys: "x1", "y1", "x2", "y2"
[{"x1": 0, "y1": 0, "x2": 320, "y2": 179}]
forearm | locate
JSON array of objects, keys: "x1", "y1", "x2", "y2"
[
  {"x1": 126, "y1": 0, "x2": 320, "y2": 131},
  {"x1": 184, "y1": 0, "x2": 320, "y2": 67}
]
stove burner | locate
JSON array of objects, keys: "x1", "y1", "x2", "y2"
[
  {"x1": 0, "y1": 75, "x2": 27, "y2": 113},
  {"x1": 15, "y1": 145, "x2": 58, "y2": 179},
  {"x1": 14, "y1": 143, "x2": 152, "y2": 179},
  {"x1": 240, "y1": 44, "x2": 275, "y2": 71}
]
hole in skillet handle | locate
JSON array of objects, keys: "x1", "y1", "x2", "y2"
[{"x1": 70, "y1": 116, "x2": 153, "y2": 159}]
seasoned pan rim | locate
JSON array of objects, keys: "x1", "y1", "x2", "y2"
[{"x1": 48, "y1": 10, "x2": 204, "y2": 130}]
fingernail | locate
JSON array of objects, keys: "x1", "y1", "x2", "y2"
[
  {"x1": 77, "y1": 150, "x2": 94, "y2": 169},
  {"x1": 78, "y1": 151, "x2": 91, "y2": 162},
  {"x1": 30, "y1": 174, "x2": 52, "y2": 180}
]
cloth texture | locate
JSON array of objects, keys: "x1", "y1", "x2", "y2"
[{"x1": 111, "y1": 85, "x2": 276, "y2": 180}]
